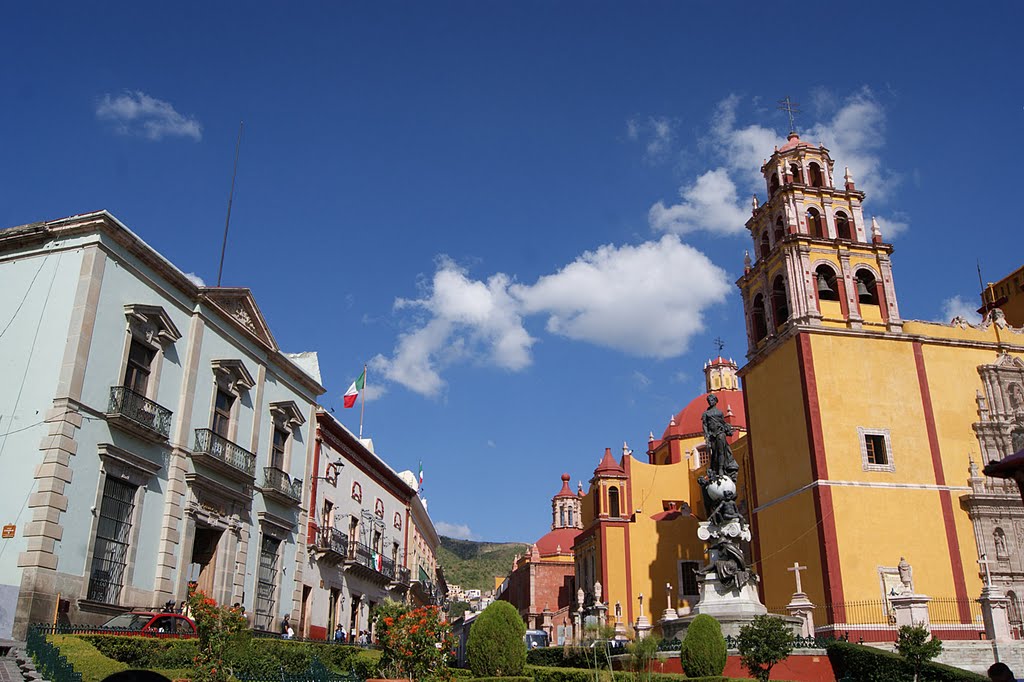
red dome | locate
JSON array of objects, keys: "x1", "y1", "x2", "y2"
[
  {"x1": 779, "y1": 132, "x2": 814, "y2": 153},
  {"x1": 534, "y1": 527, "x2": 580, "y2": 557},
  {"x1": 662, "y1": 389, "x2": 745, "y2": 440}
]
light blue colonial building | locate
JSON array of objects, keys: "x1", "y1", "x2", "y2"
[{"x1": 0, "y1": 211, "x2": 324, "y2": 638}]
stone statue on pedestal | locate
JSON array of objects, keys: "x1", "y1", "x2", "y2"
[
  {"x1": 702, "y1": 393, "x2": 739, "y2": 481},
  {"x1": 898, "y1": 557, "x2": 914, "y2": 594}
]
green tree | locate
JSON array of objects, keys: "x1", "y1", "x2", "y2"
[
  {"x1": 467, "y1": 601, "x2": 526, "y2": 677},
  {"x1": 186, "y1": 586, "x2": 247, "y2": 682},
  {"x1": 895, "y1": 623, "x2": 942, "y2": 682},
  {"x1": 736, "y1": 615, "x2": 796, "y2": 682},
  {"x1": 376, "y1": 604, "x2": 453, "y2": 682},
  {"x1": 680, "y1": 614, "x2": 727, "y2": 677}
]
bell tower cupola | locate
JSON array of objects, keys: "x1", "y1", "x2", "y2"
[{"x1": 738, "y1": 127, "x2": 902, "y2": 358}]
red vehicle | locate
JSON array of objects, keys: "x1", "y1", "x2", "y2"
[{"x1": 99, "y1": 611, "x2": 197, "y2": 637}]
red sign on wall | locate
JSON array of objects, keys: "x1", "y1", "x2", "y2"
[{"x1": 2, "y1": 524, "x2": 15, "y2": 539}]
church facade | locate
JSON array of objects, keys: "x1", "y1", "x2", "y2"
[{"x1": 737, "y1": 131, "x2": 1024, "y2": 638}]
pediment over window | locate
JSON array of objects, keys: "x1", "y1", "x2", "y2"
[
  {"x1": 270, "y1": 400, "x2": 306, "y2": 429},
  {"x1": 211, "y1": 359, "x2": 256, "y2": 394},
  {"x1": 124, "y1": 304, "x2": 182, "y2": 345},
  {"x1": 994, "y1": 353, "x2": 1024, "y2": 370},
  {"x1": 200, "y1": 288, "x2": 278, "y2": 351}
]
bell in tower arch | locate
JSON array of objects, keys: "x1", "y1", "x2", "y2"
[{"x1": 856, "y1": 277, "x2": 872, "y2": 303}]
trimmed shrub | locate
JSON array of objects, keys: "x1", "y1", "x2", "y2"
[
  {"x1": 826, "y1": 640, "x2": 986, "y2": 682},
  {"x1": 526, "y1": 645, "x2": 620, "y2": 669},
  {"x1": 467, "y1": 601, "x2": 527, "y2": 677},
  {"x1": 525, "y1": 664, "x2": 743, "y2": 682},
  {"x1": 735, "y1": 615, "x2": 795, "y2": 682},
  {"x1": 46, "y1": 636, "x2": 127, "y2": 682},
  {"x1": 680, "y1": 614, "x2": 727, "y2": 677}
]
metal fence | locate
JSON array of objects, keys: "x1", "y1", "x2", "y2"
[
  {"x1": 236, "y1": 657, "x2": 363, "y2": 682},
  {"x1": 29, "y1": 623, "x2": 196, "y2": 639},
  {"x1": 26, "y1": 625, "x2": 83, "y2": 682}
]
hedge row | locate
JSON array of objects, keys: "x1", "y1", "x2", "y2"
[
  {"x1": 825, "y1": 641, "x2": 987, "y2": 682},
  {"x1": 46, "y1": 636, "x2": 190, "y2": 682},
  {"x1": 526, "y1": 646, "x2": 622, "y2": 669},
  {"x1": 57, "y1": 634, "x2": 380, "y2": 681},
  {"x1": 526, "y1": 664, "x2": 747, "y2": 682}
]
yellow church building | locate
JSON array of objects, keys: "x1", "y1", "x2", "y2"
[{"x1": 574, "y1": 129, "x2": 1024, "y2": 641}]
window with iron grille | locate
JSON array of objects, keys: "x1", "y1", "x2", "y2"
[
  {"x1": 254, "y1": 535, "x2": 281, "y2": 631},
  {"x1": 87, "y1": 477, "x2": 138, "y2": 604},
  {"x1": 124, "y1": 340, "x2": 154, "y2": 394},
  {"x1": 679, "y1": 560, "x2": 700, "y2": 598}
]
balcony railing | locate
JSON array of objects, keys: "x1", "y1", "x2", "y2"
[
  {"x1": 262, "y1": 467, "x2": 302, "y2": 503},
  {"x1": 318, "y1": 528, "x2": 349, "y2": 559},
  {"x1": 107, "y1": 386, "x2": 172, "y2": 439},
  {"x1": 397, "y1": 566, "x2": 411, "y2": 585},
  {"x1": 350, "y1": 541, "x2": 373, "y2": 569},
  {"x1": 193, "y1": 428, "x2": 256, "y2": 477},
  {"x1": 381, "y1": 556, "x2": 396, "y2": 580}
]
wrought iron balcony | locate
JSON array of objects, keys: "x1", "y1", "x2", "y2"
[
  {"x1": 106, "y1": 386, "x2": 172, "y2": 442},
  {"x1": 397, "y1": 566, "x2": 411, "y2": 585},
  {"x1": 192, "y1": 428, "x2": 256, "y2": 480},
  {"x1": 316, "y1": 527, "x2": 349, "y2": 563},
  {"x1": 261, "y1": 466, "x2": 303, "y2": 505},
  {"x1": 381, "y1": 555, "x2": 396, "y2": 580}
]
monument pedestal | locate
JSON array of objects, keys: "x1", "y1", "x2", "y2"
[
  {"x1": 634, "y1": 614, "x2": 652, "y2": 640},
  {"x1": 979, "y1": 587, "x2": 1013, "y2": 642},
  {"x1": 890, "y1": 593, "x2": 931, "y2": 630},
  {"x1": 661, "y1": 575, "x2": 800, "y2": 640},
  {"x1": 786, "y1": 592, "x2": 816, "y2": 638}
]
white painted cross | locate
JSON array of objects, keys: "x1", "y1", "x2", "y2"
[
  {"x1": 666, "y1": 582, "x2": 673, "y2": 610},
  {"x1": 788, "y1": 562, "x2": 808, "y2": 594},
  {"x1": 979, "y1": 554, "x2": 996, "y2": 589}
]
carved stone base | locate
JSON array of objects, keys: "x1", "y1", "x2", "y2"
[{"x1": 662, "y1": 575, "x2": 801, "y2": 640}]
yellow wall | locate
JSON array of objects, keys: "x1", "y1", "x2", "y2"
[{"x1": 744, "y1": 319, "x2": 1024, "y2": 620}]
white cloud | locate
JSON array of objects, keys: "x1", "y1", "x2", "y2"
[
  {"x1": 708, "y1": 95, "x2": 779, "y2": 184},
  {"x1": 940, "y1": 295, "x2": 982, "y2": 324},
  {"x1": 375, "y1": 236, "x2": 731, "y2": 397},
  {"x1": 626, "y1": 116, "x2": 676, "y2": 161},
  {"x1": 514, "y1": 236, "x2": 730, "y2": 357},
  {"x1": 648, "y1": 169, "x2": 749, "y2": 236},
  {"x1": 183, "y1": 272, "x2": 205, "y2": 287},
  {"x1": 372, "y1": 260, "x2": 535, "y2": 398},
  {"x1": 436, "y1": 521, "x2": 477, "y2": 540},
  {"x1": 874, "y1": 214, "x2": 909, "y2": 240},
  {"x1": 362, "y1": 384, "x2": 388, "y2": 401},
  {"x1": 96, "y1": 91, "x2": 202, "y2": 141}
]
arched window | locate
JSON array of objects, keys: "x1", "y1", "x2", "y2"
[
  {"x1": 769, "y1": 173, "x2": 780, "y2": 195},
  {"x1": 815, "y1": 265, "x2": 839, "y2": 301},
  {"x1": 567, "y1": 509, "x2": 574, "y2": 526},
  {"x1": 771, "y1": 276, "x2": 789, "y2": 327},
  {"x1": 774, "y1": 217, "x2": 785, "y2": 243},
  {"x1": 759, "y1": 231, "x2": 770, "y2": 259},
  {"x1": 806, "y1": 208, "x2": 824, "y2": 238},
  {"x1": 835, "y1": 211, "x2": 852, "y2": 240},
  {"x1": 608, "y1": 486, "x2": 620, "y2": 518},
  {"x1": 855, "y1": 269, "x2": 879, "y2": 305},
  {"x1": 808, "y1": 162, "x2": 824, "y2": 188},
  {"x1": 560, "y1": 508, "x2": 566, "y2": 527},
  {"x1": 789, "y1": 163, "x2": 803, "y2": 184},
  {"x1": 752, "y1": 294, "x2": 768, "y2": 342}
]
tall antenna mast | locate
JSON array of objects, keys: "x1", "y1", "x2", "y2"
[{"x1": 217, "y1": 121, "x2": 244, "y2": 287}]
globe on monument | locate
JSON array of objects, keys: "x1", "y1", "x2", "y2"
[{"x1": 705, "y1": 476, "x2": 736, "y2": 502}]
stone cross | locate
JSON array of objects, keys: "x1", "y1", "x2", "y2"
[
  {"x1": 788, "y1": 562, "x2": 807, "y2": 594},
  {"x1": 638, "y1": 592, "x2": 645, "y2": 618},
  {"x1": 666, "y1": 583, "x2": 673, "y2": 610},
  {"x1": 979, "y1": 554, "x2": 996, "y2": 589}
]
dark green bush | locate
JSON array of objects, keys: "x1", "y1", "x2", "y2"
[
  {"x1": 526, "y1": 646, "x2": 606, "y2": 669},
  {"x1": 526, "y1": 664, "x2": 743, "y2": 682},
  {"x1": 82, "y1": 636, "x2": 198, "y2": 668},
  {"x1": 467, "y1": 601, "x2": 527, "y2": 677},
  {"x1": 680, "y1": 614, "x2": 727, "y2": 677},
  {"x1": 470, "y1": 677, "x2": 533, "y2": 682},
  {"x1": 826, "y1": 640, "x2": 986, "y2": 682}
]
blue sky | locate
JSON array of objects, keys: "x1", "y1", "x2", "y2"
[{"x1": 1, "y1": 2, "x2": 1021, "y2": 543}]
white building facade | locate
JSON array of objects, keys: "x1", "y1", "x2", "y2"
[{"x1": 0, "y1": 211, "x2": 324, "y2": 637}]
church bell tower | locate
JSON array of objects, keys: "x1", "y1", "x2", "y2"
[{"x1": 737, "y1": 130, "x2": 902, "y2": 358}]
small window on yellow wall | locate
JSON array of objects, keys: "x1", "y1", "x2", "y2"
[
  {"x1": 859, "y1": 427, "x2": 894, "y2": 472},
  {"x1": 608, "y1": 487, "x2": 620, "y2": 518}
]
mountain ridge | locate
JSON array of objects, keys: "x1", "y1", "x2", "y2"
[{"x1": 436, "y1": 536, "x2": 529, "y2": 592}]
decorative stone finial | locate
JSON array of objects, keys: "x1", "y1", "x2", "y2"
[
  {"x1": 744, "y1": 250, "x2": 752, "y2": 274},
  {"x1": 751, "y1": 194, "x2": 759, "y2": 212},
  {"x1": 623, "y1": 441, "x2": 632, "y2": 457},
  {"x1": 669, "y1": 414, "x2": 677, "y2": 427},
  {"x1": 648, "y1": 431, "x2": 655, "y2": 442}
]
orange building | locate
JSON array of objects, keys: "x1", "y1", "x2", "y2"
[{"x1": 982, "y1": 264, "x2": 1024, "y2": 328}]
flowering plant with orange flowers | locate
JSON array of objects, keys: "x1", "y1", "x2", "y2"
[
  {"x1": 375, "y1": 603, "x2": 454, "y2": 682},
  {"x1": 187, "y1": 584, "x2": 247, "y2": 682}
]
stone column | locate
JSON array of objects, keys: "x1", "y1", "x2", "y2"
[
  {"x1": 979, "y1": 587, "x2": 1013, "y2": 642},
  {"x1": 890, "y1": 593, "x2": 931, "y2": 630}
]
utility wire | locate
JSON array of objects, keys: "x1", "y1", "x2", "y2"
[{"x1": 0, "y1": 254, "x2": 49, "y2": 341}]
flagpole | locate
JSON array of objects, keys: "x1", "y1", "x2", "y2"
[{"x1": 359, "y1": 363, "x2": 367, "y2": 439}]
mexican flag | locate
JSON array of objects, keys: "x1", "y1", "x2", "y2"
[
  {"x1": 343, "y1": 369, "x2": 365, "y2": 408},
  {"x1": 418, "y1": 461, "x2": 424, "y2": 487}
]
